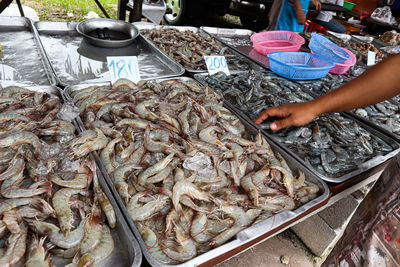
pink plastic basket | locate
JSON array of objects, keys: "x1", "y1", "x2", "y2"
[
  {"x1": 250, "y1": 31, "x2": 305, "y2": 55},
  {"x1": 312, "y1": 48, "x2": 356, "y2": 74}
]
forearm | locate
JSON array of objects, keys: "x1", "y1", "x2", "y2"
[
  {"x1": 293, "y1": 0, "x2": 304, "y2": 14},
  {"x1": 312, "y1": 54, "x2": 400, "y2": 116}
]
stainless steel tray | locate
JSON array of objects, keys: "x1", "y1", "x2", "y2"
[
  {"x1": 134, "y1": 23, "x2": 262, "y2": 74},
  {"x1": 291, "y1": 79, "x2": 400, "y2": 144},
  {"x1": 0, "y1": 82, "x2": 142, "y2": 267},
  {"x1": 194, "y1": 73, "x2": 400, "y2": 184},
  {"x1": 63, "y1": 79, "x2": 330, "y2": 267},
  {"x1": 351, "y1": 34, "x2": 391, "y2": 50},
  {"x1": 0, "y1": 17, "x2": 56, "y2": 86},
  {"x1": 345, "y1": 107, "x2": 400, "y2": 144},
  {"x1": 34, "y1": 21, "x2": 185, "y2": 88}
]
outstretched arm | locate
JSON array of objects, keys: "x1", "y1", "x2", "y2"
[
  {"x1": 254, "y1": 54, "x2": 400, "y2": 130},
  {"x1": 293, "y1": 0, "x2": 306, "y2": 24}
]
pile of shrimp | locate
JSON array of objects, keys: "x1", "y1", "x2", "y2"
[
  {"x1": 71, "y1": 78, "x2": 320, "y2": 264},
  {"x1": 0, "y1": 85, "x2": 116, "y2": 266}
]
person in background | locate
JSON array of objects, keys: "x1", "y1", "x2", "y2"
[
  {"x1": 254, "y1": 54, "x2": 400, "y2": 130},
  {"x1": 274, "y1": 0, "x2": 321, "y2": 32},
  {"x1": 313, "y1": 0, "x2": 346, "y2": 33}
]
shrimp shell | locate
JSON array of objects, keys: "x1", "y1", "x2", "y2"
[
  {"x1": 0, "y1": 222, "x2": 27, "y2": 266},
  {"x1": 52, "y1": 188, "x2": 82, "y2": 235},
  {"x1": 25, "y1": 236, "x2": 50, "y2": 267},
  {"x1": 77, "y1": 225, "x2": 114, "y2": 267}
]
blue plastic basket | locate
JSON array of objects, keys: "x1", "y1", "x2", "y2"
[
  {"x1": 309, "y1": 33, "x2": 350, "y2": 63},
  {"x1": 267, "y1": 51, "x2": 335, "y2": 80}
]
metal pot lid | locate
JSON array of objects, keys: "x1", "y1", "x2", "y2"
[{"x1": 76, "y1": 18, "x2": 139, "y2": 48}]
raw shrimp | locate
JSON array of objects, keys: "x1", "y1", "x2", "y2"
[
  {"x1": 93, "y1": 173, "x2": 116, "y2": 228},
  {"x1": 100, "y1": 137, "x2": 122, "y2": 174},
  {"x1": 137, "y1": 223, "x2": 176, "y2": 264},
  {"x1": 69, "y1": 128, "x2": 108, "y2": 160},
  {"x1": 162, "y1": 223, "x2": 197, "y2": 262},
  {"x1": 79, "y1": 203, "x2": 103, "y2": 255},
  {"x1": 52, "y1": 188, "x2": 82, "y2": 235},
  {"x1": 25, "y1": 236, "x2": 50, "y2": 267},
  {"x1": 29, "y1": 218, "x2": 86, "y2": 249},
  {"x1": 51, "y1": 162, "x2": 93, "y2": 189},
  {"x1": 0, "y1": 131, "x2": 41, "y2": 156},
  {"x1": 138, "y1": 153, "x2": 174, "y2": 185},
  {"x1": 172, "y1": 180, "x2": 211, "y2": 214},
  {"x1": 113, "y1": 164, "x2": 142, "y2": 203},
  {"x1": 77, "y1": 225, "x2": 114, "y2": 267},
  {"x1": 127, "y1": 192, "x2": 169, "y2": 221},
  {"x1": 0, "y1": 222, "x2": 27, "y2": 266}
]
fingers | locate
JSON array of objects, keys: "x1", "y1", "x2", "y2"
[
  {"x1": 270, "y1": 118, "x2": 294, "y2": 131},
  {"x1": 254, "y1": 106, "x2": 289, "y2": 125}
]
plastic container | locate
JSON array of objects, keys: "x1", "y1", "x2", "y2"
[
  {"x1": 309, "y1": 33, "x2": 350, "y2": 63},
  {"x1": 250, "y1": 31, "x2": 305, "y2": 55},
  {"x1": 267, "y1": 51, "x2": 335, "y2": 80},
  {"x1": 343, "y1": 1, "x2": 356, "y2": 11},
  {"x1": 311, "y1": 48, "x2": 356, "y2": 74}
]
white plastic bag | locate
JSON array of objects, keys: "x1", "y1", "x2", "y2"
[
  {"x1": 183, "y1": 152, "x2": 218, "y2": 178},
  {"x1": 371, "y1": 6, "x2": 396, "y2": 25}
]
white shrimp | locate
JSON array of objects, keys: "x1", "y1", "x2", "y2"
[
  {"x1": 69, "y1": 128, "x2": 108, "y2": 160},
  {"x1": 127, "y1": 192, "x2": 169, "y2": 221},
  {"x1": 29, "y1": 218, "x2": 86, "y2": 249},
  {"x1": 0, "y1": 222, "x2": 27, "y2": 266},
  {"x1": 51, "y1": 162, "x2": 93, "y2": 189},
  {"x1": 25, "y1": 236, "x2": 50, "y2": 267},
  {"x1": 162, "y1": 223, "x2": 197, "y2": 263},
  {"x1": 52, "y1": 188, "x2": 82, "y2": 235},
  {"x1": 76, "y1": 225, "x2": 114, "y2": 266},
  {"x1": 138, "y1": 153, "x2": 174, "y2": 185},
  {"x1": 172, "y1": 179, "x2": 211, "y2": 214}
]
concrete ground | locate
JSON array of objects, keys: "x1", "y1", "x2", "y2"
[
  {"x1": 216, "y1": 180, "x2": 380, "y2": 267},
  {"x1": 217, "y1": 231, "x2": 318, "y2": 267}
]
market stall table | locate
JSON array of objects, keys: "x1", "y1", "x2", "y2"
[{"x1": 0, "y1": 18, "x2": 398, "y2": 266}]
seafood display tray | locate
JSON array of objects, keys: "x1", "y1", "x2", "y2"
[
  {"x1": 134, "y1": 23, "x2": 262, "y2": 74},
  {"x1": 345, "y1": 110, "x2": 400, "y2": 144},
  {"x1": 346, "y1": 34, "x2": 390, "y2": 58},
  {"x1": 34, "y1": 21, "x2": 185, "y2": 87},
  {"x1": 1, "y1": 82, "x2": 142, "y2": 267},
  {"x1": 200, "y1": 26, "x2": 273, "y2": 70},
  {"x1": 193, "y1": 73, "x2": 400, "y2": 184},
  {"x1": 63, "y1": 79, "x2": 330, "y2": 267},
  {"x1": 296, "y1": 84, "x2": 400, "y2": 146},
  {"x1": 0, "y1": 17, "x2": 56, "y2": 86},
  {"x1": 351, "y1": 35, "x2": 390, "y2": 50}
]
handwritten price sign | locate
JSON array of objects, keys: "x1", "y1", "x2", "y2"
[
  {"x1": 204, "y1": 56, "x2": 230, "y2": 76},
  {"x1": 107, "y1": 56, "x2": 141, "y2": 84}
]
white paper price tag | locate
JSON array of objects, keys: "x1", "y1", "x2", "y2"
[
  {"x1": 204, "y1": 56, "x2": 230, "y2": 76},
  {"x1": 107, "y1": 56, "x2": 141, "y2": 84},
  {"x1": 217, "y1": 28, "x2": 236, "y2": 35},
  {"x1": 367, "y1": 51, "x2": 376, "y2": 66}
]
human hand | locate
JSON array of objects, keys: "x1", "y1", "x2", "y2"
[
  {"x1": 254, "y1": 102, "x2": 319, "y2": 131},
  {"x1": 311, "y1": 0, "x2": 322, "y2": 10}
]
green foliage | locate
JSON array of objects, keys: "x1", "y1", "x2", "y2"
[{"x1": 23, "y1": 0, "x2": 118, "y2": 21}]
